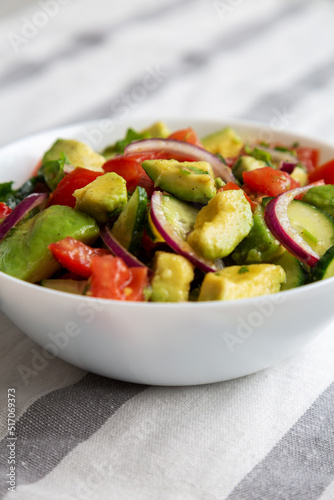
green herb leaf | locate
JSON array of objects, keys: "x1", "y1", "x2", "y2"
[
  {"x1": 238, "y1": 266, "x2": 249, "y2": 274},
  {"x1": 102, "y1": 128, "x2": 152, "y2": 158}
]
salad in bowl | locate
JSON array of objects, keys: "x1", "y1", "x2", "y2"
[{"x1": 0, "y1": 120, "x2": 334, "y2": 304}]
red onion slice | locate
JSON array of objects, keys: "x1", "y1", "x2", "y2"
[
  {"x1": 264, "y1": 182, "x2": 324, "y2": 267},
  {"x1": 150, "y1": 190, "x2": 221, "y2": 273},
  {"x1": 279, "y1": 161, "x2": 296, "y2": 174},
  {"x1": 124, "y1": 138, "x2": 236, "y2": 183},
  {"x1": 100, "y1": 225, "x2": 149, "y2": 270},
  {"x1": 0, "y1": 193, "x2": 48, "y2": 243}
]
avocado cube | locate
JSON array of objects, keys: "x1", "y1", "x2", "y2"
[
  {"x1": 74, "y1": 172, "x2": 127, "y2": 225},
  {"x1": 0, "y1": 205, "x2": 99, "y2": 283},
  {"x1": 290, "y1": 165, "x2": 308, "y2": 186},
  {"x1": 142, "y1": 159, "x2": 216, "y2": 204},
  {"x1": 151, "y1": 251, "x2": 194, "y2": 302},
  {"x1": 141, "y1": 121, "x2": 171, "y2": 138},
  {"x1": 187, "y1": 190, "x2": 253, "y2": 260},
  {"x1": 232, "y1": 155, "x2": 266, "y2": 183},
  {"x1": 232, "y1": 205, "x2": 284, "y2": 264},
  {"x1": 43, "y1": 139, "x2": 105, "y2": 172},
  {"x1": 198, "y1": 264, "x2": 286, "y2": 301},
  {"x1": 201, "y1": 127, "x2": 243, "y2": 157}
]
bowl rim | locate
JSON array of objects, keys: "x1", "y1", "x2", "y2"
[{"x1": 0, "y1": 116, "x2": 334, "y2": 309}]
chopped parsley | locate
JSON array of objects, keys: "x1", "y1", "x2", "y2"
[{"x1": 238, "y1": 266, "x2": 250, "y2": 274}]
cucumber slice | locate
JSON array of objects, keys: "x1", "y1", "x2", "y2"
[
  {"x1": 145, "y1": 211, "x2": 164, "y2": 243},
  {"x1": 273, "y1": 251, "x2": 306, "y2": 290},
  {"x1": 160, "y1": 194, "x2": 199, "y2": 239},
  {"x1": 288, "y1": 200, "x2": 334, "y2": 258},
  {"x1": 41, "y1": 279, "x2": 88, "y2": 295},
  {"x1": 311, "y1": 245, "x2": 334, "y2": 281},
  {"x1": 111, "y1": 186, "x2": 148, "y2": 254}
]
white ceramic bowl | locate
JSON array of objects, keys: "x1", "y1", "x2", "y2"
[{"x1": 1, "y1": 119, "x2": 334, "y2": 386}]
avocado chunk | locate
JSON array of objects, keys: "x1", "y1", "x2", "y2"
[
  {"x1": 151, "y1": 251, "x2": 194, "y2": 302},
  {"x1": 142, "y1": 159, "x2": 216, "y2": 204},
  {"x1": 74, "y1": 172, "x2": 127, "y2": 225},
  {"x1": 141, "y1": 121, "x2": 171, "y2": 138},
  {"x1": 232, "y1": 205, "x2": 283, "y2": 264},
  {"x1": 290, "y1": 165, "x2": 308, "y2": 186},
  {"x1": 201, "y1": 128, "x2": 243, "y2": 157},
  {"x1": 43, "y1": 139, "x2": 105, "y2": 172},
  {"x1": 0, "y1": 206, "x2": 99, "y2": 283},
  {"x1": 198, "y1": 264, "x2": 286, "y2": 301},
  {"x1": 232, "y1": 155, "x2": 266, "y2": 183},
  {"x1": 302, "y1": 185, "x2": 334, "y2": 219},
  {"x1": 187, "y1": 190, "x2": 253, "y2": 260}
]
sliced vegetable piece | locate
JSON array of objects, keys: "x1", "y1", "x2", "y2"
[
  {"x1": 167, "y1": 128, "x2": 203, "y2": 147},
  {"x1": 302, "y1": 185, "x2": 334, "y2": 219},
  {"x1": 0, "y1": 192, "x2": 47, "y2": 243},
  {"x1": 90, "y1": 255, "x2": 131, "y2": 300},
  {"x1": 150, "y1": 191, "x2": 221, "y2": 273},
  {"x1": 151, "y1": 251, "x2": 194, "y2": 302},
  {"x1": 48, "y1": 168, "x2": 103, "y2": 208},
  {"x1": 142, "y1": 159, "x2": 216, "y2": 204},
  {"x1": 251, "y1": 145, "x2": 297, "y2": 165},
  {"x1": 112, "y1": 186, "x2": 148, "y2": 254},
  {"x1": 264, "y1": 183, "x2": 325, "y2": 267},
  {"x1": 43, "y1": 139, "x2": 105, "y2": 171},
  {"x1": 201, "y1": 127, "x2": 243, "y2": 157},
  {"x1": 41, "y1": 279, "x2": 88, "y2": 295},
  {"x1": 124, "y1": 139, "x2": 236, "y2": 183},
  {"x1": 273, "y1": 251, "x2": 306, "y2": 290},
  {"x1": 243, "y1": 167, "x2": 300, "y2": 197},
  {"x1": 0, "y1": 203, "x2": 12, "y2": 219},
  {"x1": 160, "y1": 194, "x2": 199, "y2": 239},
  {"x1": 100, "y1": 225, "x2": 148, "y2": 269},
  {"x1": 219, "y1": 182, "x2": 258, "y2": 211},
  {"x1": 288, "y1": 200, "x2": 334, "y2": 258},
  {"x1": 89, "y1": 255, "x2": 148, "y2": 301},
  {"x1": 48, "y1": 237, "x2": 109, "y2": 278},
  {"x1": 311, "y1": 245, "x2": 334, "y2": 281},
  {"x1": 295, "y1": 147, "x2": 319, "y2": 172},
  {"x1": 308, "y1": 159, "x2": 334, "y2": 184}
]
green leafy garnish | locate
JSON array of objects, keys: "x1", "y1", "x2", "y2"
[
  {"x1": 40, "y1": 151, "x2": 69, "y2": 191},
  {"x1": 274, "y1": 146, "x2": 296, "y2": 155},
  {"x1": 179, "y1": 168, "x2": 191, "y2": 175},
  {"x1": 238, "y1": 266, "x2": 249, "y2": 274},
  {"x1": 102, "y1": 128, "x2": 151, "y2": 159}
]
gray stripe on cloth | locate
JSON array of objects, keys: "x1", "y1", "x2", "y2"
[
  {"x1": 227, "y1": 382, "x2": 334, "y2": 500},
  {"x1": 0, "y1": 0, "x2": 196, "y2": 89},
  {"x1": 240, "y1": 57, "x2": 334, "y2": 123},
  {"x1": 70, "y1": 0, "x2": 308, "y2": 123},
  {"x1": 0, "y1": 373, "x2": 146, "y2": 498}
]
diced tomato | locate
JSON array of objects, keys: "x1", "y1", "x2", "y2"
[
  {"x1": 0, "y1": 202, "x2": 12, "y2": 218},
  {"x1": 48, "y1": 168, "x2": 103, "y2": 208},
  {"x1": 49, "y1": 237, "x2": 109, "y2": 278},
  {"x1": 89, "y1": 255, "x2": 148, "y2": 301},
  {"x1": 218, "y1": 182, "x2": 258, "y2": 212},
  {"x1": 124, "y1": 267, "x2": 149, "y2": 301},
  {"x1": 243, "y1": 167, "x2": 300, "y2": 197},
  {"x1": 168, "y1": 128, "x2": 203, "y2": 147},
  {"x1": 103, "y1": 152, "x2": 167, "y2": 196},
  {"x1": 295, "y1": 147, "x2": 319, "y2": 172},
  {"x1": 308, "y1": 159, "x2": 334, "y2": 185}
]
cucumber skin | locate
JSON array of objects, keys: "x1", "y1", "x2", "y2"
[
  {"x1": 311, "y1": 245, "x2": 334, "y2": 282},
  {"x1": 273, "y1": 252, "x2": 307, "y2": 291}
]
